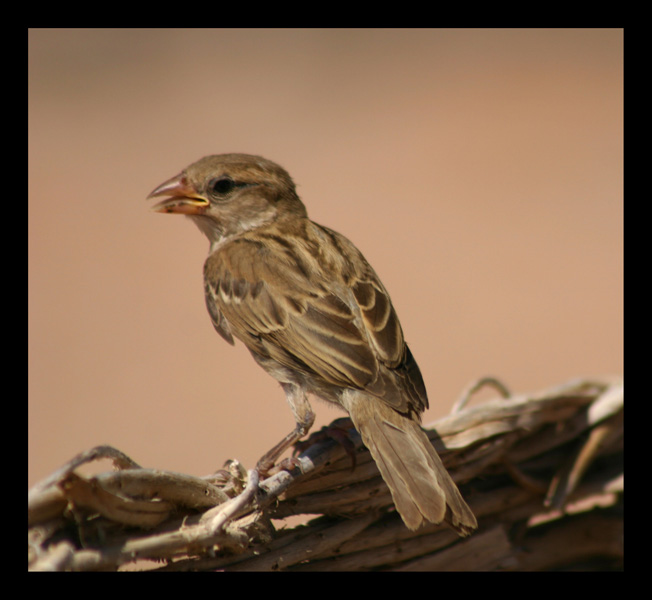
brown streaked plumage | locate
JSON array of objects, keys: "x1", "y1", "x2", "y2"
[{"x1": 147, "y1": 154, "x2": 477, "y2": 534}]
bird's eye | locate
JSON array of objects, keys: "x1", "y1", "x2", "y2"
[{"x1": 209, "y1": 177, "x2": 236, "y2": 196}]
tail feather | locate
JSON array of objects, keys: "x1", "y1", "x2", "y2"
[{"x1": 346, "y1": 394, "x2": 477, "y2": 535}]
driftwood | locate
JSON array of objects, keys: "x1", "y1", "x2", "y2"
[{"x1": 28, "y1": 376, "x2": 623, "y2": 571}]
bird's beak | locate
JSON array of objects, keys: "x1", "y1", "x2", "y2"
[{"x1": 147, "y1": 173, "x2": 210, "y2": 215}]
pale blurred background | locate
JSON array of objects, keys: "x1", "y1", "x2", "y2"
[{"x1": 28, "y1": 28, "x2": 623, "y2": 487}]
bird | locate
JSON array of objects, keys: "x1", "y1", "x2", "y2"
[{"x1": 147, "y1": 153, "x2": 477, "y2": 535}]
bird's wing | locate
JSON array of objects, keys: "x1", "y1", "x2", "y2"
[
  {"x1": 203, "y1": 228, "x2": 424, "y2": 413},
  {"x1": 204, "y1": 279, "x2": 235, "y2": 345}
]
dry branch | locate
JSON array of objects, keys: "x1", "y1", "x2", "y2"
[{"x1": 28, "y1": 376, "x2": 623, "y2": 571}]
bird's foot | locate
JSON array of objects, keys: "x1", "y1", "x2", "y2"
[{"x1": 293, "y1": 417, "x2": 358, "y2": 471}]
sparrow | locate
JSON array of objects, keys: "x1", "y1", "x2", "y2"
[{"x1": 147, "y1": 154, "x2": 477, "y2": 535}]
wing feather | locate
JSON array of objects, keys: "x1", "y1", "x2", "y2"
[{"x1": 203, "y1": 224, "x2": 426, "y2": 414}]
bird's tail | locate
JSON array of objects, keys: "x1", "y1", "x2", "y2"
[{"x1": 345, "y1": 393, "x2": 477, "y2": 535}]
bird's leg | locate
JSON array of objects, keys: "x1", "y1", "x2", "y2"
[
  {"x1": 206, "y1": 386, "x2": 313, "y2": 532},
  {"x1": 256, "y1": 384, "x2": 315, "y2": 476}
]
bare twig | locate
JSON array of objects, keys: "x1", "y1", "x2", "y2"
[{"x1": 28, "y1": 377, "x2": 623, "y2": 571}]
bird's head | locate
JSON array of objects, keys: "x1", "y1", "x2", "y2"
[{"x1": 148, "y1": 154, "x2": 307, "y2": 246}]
